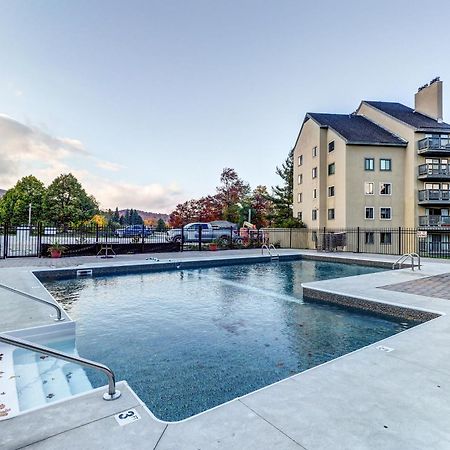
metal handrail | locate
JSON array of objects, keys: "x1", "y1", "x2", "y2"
[
  {"x1": 392, "y1": 253, "x2": 421, "y2": 271},
  {"x1": 268, "y1": 244, "x2": 279, "y2": 258},
  {"x1": 0, "y1": 333, "x2": 121, "y2": 401},
  {"x1": 261, "y1": 244, "x2": 272, "y2": 256},
  {"x1": 0, "y1": 283, "x2": 64, "y2": 321}
]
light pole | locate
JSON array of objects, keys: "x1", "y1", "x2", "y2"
[{"x1": 28, "y1": 203, "x2": 32, "y2": 228}]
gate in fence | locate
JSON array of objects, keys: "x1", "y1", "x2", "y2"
[{"x1": 1, "y1": 224, "x2": 41, "y2": 258}]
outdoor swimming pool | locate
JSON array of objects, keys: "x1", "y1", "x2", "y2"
[{"x1": 43, "y1": 259, "x2": 416, "y2": 421}]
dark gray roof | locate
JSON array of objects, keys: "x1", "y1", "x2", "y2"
[
  {"x1": 306, "y1": 113, "x2": 407, "y2": 146},
  {"x1": 364, "y1": 101, "x2": 450, "y2": 131}
]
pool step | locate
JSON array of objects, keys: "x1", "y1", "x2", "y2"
[{"x1": 12, "y1": 342, "x2": 93, "y2": 414}]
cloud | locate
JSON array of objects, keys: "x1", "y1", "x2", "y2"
[
  {"x1": 0, "y1": 114, "x2": 184, "y2": 213},
  {"x1": 95, "y1": 160, "x2": 125, "y2": 172}
]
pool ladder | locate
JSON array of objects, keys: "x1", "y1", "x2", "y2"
[
  {"x1": 392, "y1": 253, "x2": 421, "y2": 271},
  {"x1": 261, "y1": 244, "x2": 280, "y2": 260}
]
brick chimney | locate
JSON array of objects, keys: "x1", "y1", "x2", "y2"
[{"x1": 414, "y1": 77, "x2": 443, "y2": 122}]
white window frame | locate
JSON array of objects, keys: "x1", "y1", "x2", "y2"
[
  {"x1": 297, "y1": 192, "x2": 302, "y2": 203},
  {"x1": 298, "y1": 155, "x2": 303, "y2": 166},
  {"x1": 365, "y1": 206, "x2": 375, "y2": 220},
  {"x1": 312, "y1": 167, "x2": 318, "y2": 179},
  {"x1": 298, "y1": 174, "x2": 303, "y2": 184},
  {"x1": 379, "y1": 182, "x2": 392, "y2": 196},
  {"x1": 312, "y1": 146, "x2": 317, "y2": 157},
  {"x1": 380, "y1": 207, "x2": 392, "y2": 220},
  {"x1": 328, "y1": 208, "x2": 335, "y2": 220},
  {"x1": 364, "y1": 182, "x2": 374, "y2": 195}
]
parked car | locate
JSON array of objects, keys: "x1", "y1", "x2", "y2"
[
  {"x1": 166, "y1": 222, "x2": 243, "y2": 245},
  {"x1": 115, "y1": 225, "x2": 154, "y2": 238}
]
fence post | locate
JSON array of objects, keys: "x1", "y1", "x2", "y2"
[
  {"x1": 141, "y1": 223, "x2": 145, "y2": 253},
  {"x1": 398, "y1": 227, "x2": 402, "y2": 255},
  {"x1": 4, "y1": 223, "x2": 9, "y2": 258},
  {"x1": 289, "y1": 228, "x2": 292, "y2": 248},
  {"x1": 357, "y1": 227, "x2": 360, "y2": 253},
  {"x1": 180, "y1": 225, "x2": 184, "y2": 252},
  {"x1": 37, "y1": 222, "x2": 42, "y2": 258},
  {"x1": 230, "y1": 226, "x2": 233, "y2": 250},
  {"x1": 198, "y1": 225, "x2": 202, "y2": 251},
  {"x1": 95, "y1": 223, "x2": 99, "y2": 244}
]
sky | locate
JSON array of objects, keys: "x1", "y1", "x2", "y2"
[{"x1": 1, "y1": 0, "x2": 450, "y2": 213}]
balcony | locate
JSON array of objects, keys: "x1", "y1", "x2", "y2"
[
  {"x1": 418, "y1": 189, "x2": 450, "y2": 204},
  {"x1": 418, "y1": 163, "x2": 450, "y2": 180},
  {"x1": 419, "y1": 215, "x2": 450, "y2": 227},
  {"x1": 418, "y1": 136, "x2": 450, "y2": 155}
]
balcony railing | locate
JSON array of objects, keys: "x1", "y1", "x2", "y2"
[
  {"x1": 418, "y1": 136, "x2": 450, "y2": 154},
  {"x1": 418, "y1": 189, "x2": 450, "y2": 203},
  {"x1": 418, "y1": 164, "x2": 450, "y2": 178},
  {"x1": 419, "y1": 215, "x2": 450, "y2": 227}
]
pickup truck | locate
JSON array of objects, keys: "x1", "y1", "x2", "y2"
[{"x1": 166, "y1": 222, "x2": 243, "y2": 245}]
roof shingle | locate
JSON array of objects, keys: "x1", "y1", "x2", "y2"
[
  {"x1": 306, "y1": 113, "x2": 407, "y2": 146},
  {"x1": 364, "y1": 101, "x2": 450, "y2": 131}
]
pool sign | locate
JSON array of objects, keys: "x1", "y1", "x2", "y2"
[
  {"x1": 115, "y1": 408, "x2": 141, "y2": 426},
  {"x1": 417, "y1": 230, "x2": 427, "y2": 239}
]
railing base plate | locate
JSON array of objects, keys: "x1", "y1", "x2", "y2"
[{"x1": 103, "y1": 390, "x2": 121, "y2": 401}]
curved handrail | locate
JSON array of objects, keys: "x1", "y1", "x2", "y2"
[
  {"x1": 261, "y1": 244, "x2": 272, "y2": 256},
  {"x1": 0, "y1": 283, "x2": 64, "y2": 321},
  {"x1": 268, "y1": 244, "x2": 279, "y2": 258},
  {"x1": 0, "y1": 333, "x2": 121, "y2": 401},
  {"x1": 392, "y1": 253, "x2": 421, "y2": 271}
]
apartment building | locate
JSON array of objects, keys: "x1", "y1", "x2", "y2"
[{"x1": 293, "y1": 78, "x2": 450, "y2": 252}]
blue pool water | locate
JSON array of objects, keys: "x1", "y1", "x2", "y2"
[{"x1": 43, "y1": 260, "x2": 415, "y2": 421}]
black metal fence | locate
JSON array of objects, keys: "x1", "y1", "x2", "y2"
[
  {"x1": 1, "y1": 223, "x2": 449, "y2": 259},
  {"x1": 262, "y1": 227, "x2": 450, "y2": 259}
]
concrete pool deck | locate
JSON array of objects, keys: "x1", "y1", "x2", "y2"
[{"x1": 1, "y1": 250, "x2": 450, "y2": 449}]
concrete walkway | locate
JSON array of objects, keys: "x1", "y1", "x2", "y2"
[{"x1": 1, "y1": 251, "x2": 450, "y2": 449}]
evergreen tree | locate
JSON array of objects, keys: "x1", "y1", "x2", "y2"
[
  {"x1": 112, "y1": 207, "x2": 120, "y2": 223},
  {"x1": 156, "y1": 218, "x2": 166, "y2": 231},
  {"x1": 268, "y1": 149, "x2": 303, "y2": 228}
]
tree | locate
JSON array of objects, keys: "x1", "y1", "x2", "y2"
[
  {"x1": 268, "y1": 149, "x2": 303, "y2": 228},
  {"x1": 44, "y1": 173, "x2": 99, "y2": 224},
  {"x1": 112, "y1": 207, "x2": 120, "y2": 223},
  {"x1": 0, "y1": 175, "x2": 46, "y2": 224},
  {"x1": 156, "y1": 218, "x2": 166, "y2": 231},
  {"x1": 249, "y1": 185, "x2": 273, "y2": 228},
  {"x1": 216, "y1": 168, "x2": 250, "y2": 223}
]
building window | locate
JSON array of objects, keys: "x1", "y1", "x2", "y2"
[
  {"x1": 328, "y1": 141, "x2": 335, "y2": 153},
  {"x1": 298, "y1": 174, "x2": 303, "y2": 184},
  {"x1": 328, "y1": 208, "x2": 335, "y2": 220},
  {"x1": 297, "y1": 193, "x2": 302, "y2": 203},
  {"x1": 365, "y1": 207, "x2": 374, "y2": 220},
  {"x1": 380, "y1": 207, "x2": 392, "y2": 220},
  {"x1": 380, "y1": 182, "x2": 392, "y2": 195},
  {"x1": 297, "y1": 212, "x2": 302, "y2": 221},
  {"x1": 380, "y1": 159, "x2": 392, "y2": 171},
  {"x1": 328, "y1": 163, "x2": 335, "y2": 175},
  {"x1": 313, "y1": 188, "x2": 317, "y2": 199},
  {"x1": 312, "y1": 146, "x2": 317, "y2": 157},
  {"x1": 312, "y1": 209, "x2": 317, "y2": 221},
  {"x1": 380, "y1": 232, "x2": 392, "y2": 245},
  {"x1": 312, "y1": 167, "x2": 318, "y2": 178},
  {"x1": 364, "y1": 182, "x2": 374, "y2": 195},
  {"x1": 364, "y1": 158, "x2": 375, "y2": 171},
  {"x1": 298, "y1": 155, "x2": 303, "y2": 166},
  {"x1": 328, "y1": 186, "x2": 335, "y2": 197},
  {"x1": 365, "y1": 232, "x2": 374, "y2": 245}
]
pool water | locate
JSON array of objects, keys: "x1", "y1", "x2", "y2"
[{"x1": 44, "y1": 260, "x2": 415, "y2": 421}]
